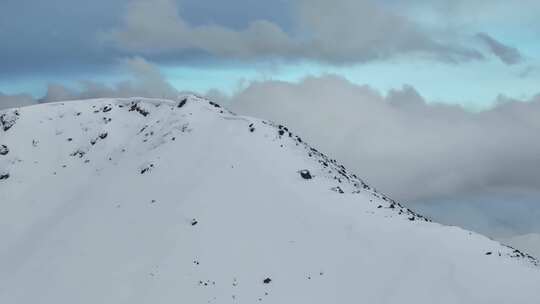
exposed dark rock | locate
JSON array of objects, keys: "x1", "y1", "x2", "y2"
[
  {"x1": 191, "y1": 219, "x2": 198, "y2": 226},
  {"x1": 0, "y1": 145, "x2": 8, "y2": 155},
  {"x1": 209, "y1": 101, "x2": 221, "y2": 108},
  {"x1": 299, "y1": 170, "x2": 312, "y2": 180},
  {"x1": 91, "y1": 132, "x2": 109, "y2": 145},
  {"x1": 70, "y1": 150, "x2": 86, "y2": 158},
  {"x1": 263, "y1": 278, "x2": 272, "y2": 284},
  {"x1": 129, "y1": 102, "x2": 149, "y2": 117},
  {"x1": 0, "y1": 173, "x2": 9, "y2": 180},
  {"x1": 178, "y1": 98, "x2": 187, "y2": 108},
  {"x1": 1, "y1": 111, "x2": 19, "y2": 131},
  {"x1": 331, "y1": 186, "x2": 344, "y2": 194},
  {"x1": 140, "y1": 164, "x2": 154, "y2": 174}
]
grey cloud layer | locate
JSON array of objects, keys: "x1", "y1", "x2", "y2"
[
  {"x1": 476, "y1": 33, "x2": 523, "y2": 65},
  {"x1": 0, "y1": 57, "x2": 178, "y2": 110},
  {"x1": 102, "y1": 0, "x2": 295, "y2": 58},
  {"x1": 40, "y1": 57, "x2": 178, "y2": 102},
  {"x1": 0, "y1": 93, "x2": 36, "y2": 110},
  {"x1": 226, "y1": 76, "x2": 540, "y2": 203},
  {"x1": 103, "y1": 0, "x2": 485, "y2": 64},
  {"x1": 0, "y1": 0, "x2": 529, "y2": 78}
]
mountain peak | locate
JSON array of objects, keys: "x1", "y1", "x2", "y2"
[{"x1": 1, "y1": 96, "x2": 539, "y2": 303}]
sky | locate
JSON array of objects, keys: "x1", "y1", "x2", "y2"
[{"x1": 1, "y1": 0, "x2": 540, "y2": 243}]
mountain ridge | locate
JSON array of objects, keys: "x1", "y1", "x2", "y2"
[{"x1": 1, "y1": 95, "x2": 539, "y2": 303}]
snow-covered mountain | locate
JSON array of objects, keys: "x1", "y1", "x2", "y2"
[{"x1": 1, "y1": 96, "x2": 539, "y2": 303}]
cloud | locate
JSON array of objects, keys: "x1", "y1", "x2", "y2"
[
  {"x1": 228, "y1": 75, "x2": 540, "y2": 204},
  {"x1": 0, "y1": 93, "x2": 36, "y2": 110},
  {"x1": 476, "y1": 33, "x2": 523, "y2": 65},
  {"x1": 519, "y1": 65, "x2": 539, "y2": 78},
  {"x1": 1, "y1": 57, "x2": 179, "y2": 109},
  {"x1": 499, "y1": 233, "x2": 540, "y2": 258},
  {"x1": 39, "y1": 57, "x2": 179, "y2": 102},
  {"x1": 102, "y1": 0, "x2": 294, "y2": 58},
  {"x1": 295, "y1": 0, "x2": 483, "y2": 63},
  {"x1": 0, "y1": 0, "x2": 128, "y2": 77},
  {"x1": 409, "y1": 190, "x2": 540, "y2": 238},
  {"x1": 102, "y1": 0, "x2": 484, "y2": 64}
]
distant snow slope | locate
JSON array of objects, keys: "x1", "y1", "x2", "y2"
[{"x1": 1, "y1": 96, "x2": 539, "y2": 304}]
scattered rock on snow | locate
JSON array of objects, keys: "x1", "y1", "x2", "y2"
[
  {"x1": 0, "y1": 145, "x2": 9, "y2": 155},
  {"x1": 140, "y1": 163, "x2": 154, "y2": 174},
  {"x1": 1, "y1": 110, "x2": 19, "y2": 131},
  {"x1": 299, "y1": 170, "x2": 312, "y2": 180},
  {"x1": 331, "y1": 186, "x2": 344, "y2": 194},
  {"x1": 208, "y1": 101, "x2": 221, "y2": 108},
  {"x1": 178, "y1": 98, "x2": 187, "y2": 108},
  {"x1": 70, "y1": 150, "x2": 86, "y2": 158},
  {"x1": 129, "y1": 102, "x2": 150, "y2": 117}
]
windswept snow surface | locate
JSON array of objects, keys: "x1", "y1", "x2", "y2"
[{"x1": 1, "y1": 96, "x2": 539, "y2": 303}]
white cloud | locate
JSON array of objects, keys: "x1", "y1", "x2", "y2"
[
  {"x1": 228, "y1": 75, "x2": 540, "y2": 203},
  {"x1": 40, "y1": 57, "x2": 179, "y2": 102},
  {"x1": 1, "y1": 57, "x2": 179, "y2": 109},
  {"x1": 499, "y1": 233, "x2": 540, "y2": 259},
  {"x1": 102, "y1": 0, "x2": 294, "y2": 58},
  {"x1": 102, "y1": 0, "x2": 484, "y2": 64}
]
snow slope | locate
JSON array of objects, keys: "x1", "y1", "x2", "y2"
[{"x1": 1, "y1": 96, "x2": 539, "y2": 304}]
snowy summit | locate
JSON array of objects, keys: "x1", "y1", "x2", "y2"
[{"x1": 1, "y1": 96, "x2": 539, "y2": 303}]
